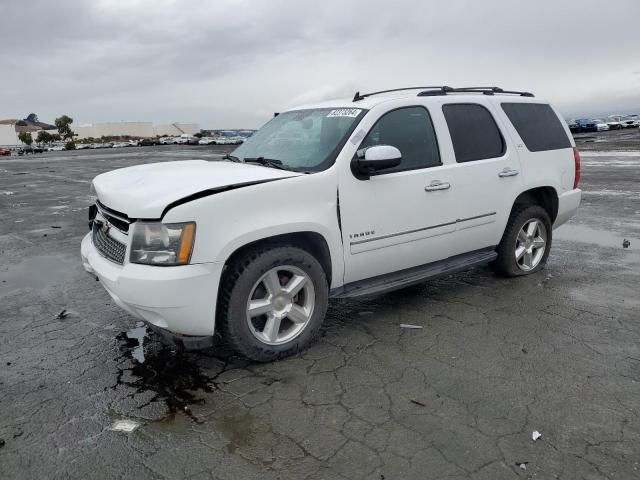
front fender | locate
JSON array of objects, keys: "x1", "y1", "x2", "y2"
[{"x1": 163, "y1": 172, "x2": 345, "y2": 289}]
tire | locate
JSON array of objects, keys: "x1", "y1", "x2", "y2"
[
  {"x1": 218, "y1": 245, "x2": 329, "y2": 362},
  {"x1": 493, "y1": 204, "x2": 552, "y2": 277}
]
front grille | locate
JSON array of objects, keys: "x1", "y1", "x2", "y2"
[
  {"x1": 96, "y1": 201, "x2": 131, "y2": 232},
  {"x1": 93, "y1": 222, "x2": 127, "y2": 265}
]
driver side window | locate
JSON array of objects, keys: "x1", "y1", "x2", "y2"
[{"x1": 360, "y1": 106, "x2": 441, "y2": 174}]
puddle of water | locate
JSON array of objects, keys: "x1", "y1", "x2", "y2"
[
  {"x1": 121, "y1": 322, "x2": 147, "y2": 363},
  {"x1": 0, "y1": 255, "x2": 75, "y2": 294},
  {"x1": 554, "y1": 224, "x2": 638, "y2": 249}
]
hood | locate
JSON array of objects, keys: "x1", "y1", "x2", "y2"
[{"x1": 92, "y1": 160, "x2": 300, "y2": 218}]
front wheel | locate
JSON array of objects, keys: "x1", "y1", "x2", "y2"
[
  {"x1": 493, "y1": 204, "x2": 552, "y2": 277},
  {"x1": 218, "y1": 246, "x2": 328, "y2": 361}
]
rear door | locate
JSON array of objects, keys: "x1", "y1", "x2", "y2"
[{"x1": 439, "y1": 101, "x2": 524, "y2": 254}]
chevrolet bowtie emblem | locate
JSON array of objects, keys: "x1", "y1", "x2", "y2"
[{"x1": 100, "y1": 222, "x2": 110, "y2": 234}]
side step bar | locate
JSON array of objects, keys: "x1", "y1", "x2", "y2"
[{"x1": 330, "y1": 248, "x2": 497, "y2": 299}]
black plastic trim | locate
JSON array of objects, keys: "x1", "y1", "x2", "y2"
[{"x1": 331, "y1": 247, "x2": 497, "y2": 298}]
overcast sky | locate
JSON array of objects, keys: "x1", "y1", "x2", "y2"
[{"x1": 1, "y1": 0, "x2": 639, "y2": 128}]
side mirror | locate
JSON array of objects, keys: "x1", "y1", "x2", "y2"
[{"x1": 352, "y1": 145, "x2": 402, "y2": 179}]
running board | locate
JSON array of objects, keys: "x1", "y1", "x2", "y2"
[{"x1": 331, "y1": 248, "x2": 497, "y2": 299}]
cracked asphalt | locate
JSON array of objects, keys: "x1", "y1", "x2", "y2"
[{"x1": 1, "y1": 139, "x2": 639, "y2": 479}]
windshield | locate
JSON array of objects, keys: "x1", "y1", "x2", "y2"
[{"x1": 232, "y1": 108, "x2": 365, "y2": 171}]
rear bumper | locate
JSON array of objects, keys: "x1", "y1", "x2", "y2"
[
  {"x1": 81, "y1": 232, "x2": 223, "y2": 337},
  {"x1": 554, "y1": 188, "x2": 581, "y2": 229}
]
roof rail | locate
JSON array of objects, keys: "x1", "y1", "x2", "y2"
[
  {"x1": 417, "y1": 86, "x2": 534, "y2": 97},
  {"x1": 352, "y1": 86, "x2": 448, "y2": 102}
]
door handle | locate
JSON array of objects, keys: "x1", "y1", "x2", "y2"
[
  {"x1": 498, "y1": 168, "x2": 519, "y2": 178},
  {"x1": 424, "y1": 180, "x2": 451, "y2": 192}
]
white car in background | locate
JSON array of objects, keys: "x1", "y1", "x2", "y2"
[
  {"x1": 606, "y1": 115, "x2": 625, "y2": 130},
  {"x1": 621, "y1": 115, "x2": 640, "y2": 128},
  {"x1": 198, "y1": 137, "x2": 216, "y2": 145}
]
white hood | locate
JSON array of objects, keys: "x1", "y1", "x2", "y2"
[{"x1": 92, "y1": 160, "x2": 300, "y2": 218}]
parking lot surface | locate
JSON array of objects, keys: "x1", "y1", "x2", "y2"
[{"x1": 1, "y1": 140, "x2": 639, "y2": 479}]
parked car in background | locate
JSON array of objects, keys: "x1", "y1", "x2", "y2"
[
  {"x1": 112, "y1": 142, "x2": 130, "y2": 148},
  {"x1": 198, "y1": 137, "x2": 216, "y2": 145},
  {"x1": 0, "y1": 147, "x2": 11, "y2": 156},
  {"x1": 75, "y1": 143, "x2": 90, "y2": 150},
  {"x1": 159, "y1": 137, "x2": 175, "y2": 145},
  {"x1": 621, "y1": 115, "x2": 639, "y2": 128},
  {"x1": 576, "y1": 118, "x2": 608, "y2": 132},
  {"x1": 18, "y1": 146, "x2": 44, "y2": 155},
  {"x1": 82, "y1": 85, "x2": 581, "y2": 361},
  {"x1": 606, "y1": 115, "x2": 625, "y2": 130},
  {"x1": 567, "y1": 119, "x2": 580, "y2": 134},
  {"x1": 139, "y1": 138, "x2": 160, "y2": 146}
]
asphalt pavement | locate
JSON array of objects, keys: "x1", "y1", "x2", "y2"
[{"x1": 1, "y1": 140, "x2": 639, "y2": 479}]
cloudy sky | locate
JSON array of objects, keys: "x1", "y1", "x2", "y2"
[{"x1": 1, "y1": 0, "x2": 639, "y2": 128}]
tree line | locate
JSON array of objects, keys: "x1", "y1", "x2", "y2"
[{"x1": 17, "y1": 115, "x2": 75, "y2": 149}]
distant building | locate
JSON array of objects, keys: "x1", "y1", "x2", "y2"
[
  {"x1": 74, "y1": 121, "x2": 200, "y2": 139},
  {"x1": 154, "y1": 123, "x2": 200, "y2": 137},
  {"x1": 75, "y1": 122, "x2": 155, "y2": 139},
  {"x1": 0, "y1": 119, "x2": 58, "y2": 146},
  {"x1": 0, "y1": 122, "x2": 18, "y2": 145}
]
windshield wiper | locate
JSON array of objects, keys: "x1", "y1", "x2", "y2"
[
  {"x1": 222, "y1": 154, "x2": 241, "y2": 162},
  {"x1": 244, "y1": 157, "x2": 290, "y2": 170}
]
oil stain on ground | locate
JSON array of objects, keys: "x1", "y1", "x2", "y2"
[
  {"x1": 114, "y1": 324, "x2": 216, "y2": 423},
  {"x1": 113, "y1": 323, "x2": 248, "y2": 423}
]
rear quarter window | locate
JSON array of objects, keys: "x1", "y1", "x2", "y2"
[{"x1": 501, "y1": 103, "x2": 571, "y2": 152}]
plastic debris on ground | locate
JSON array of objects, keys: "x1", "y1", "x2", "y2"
[
  {"x1": 516, "y1": 462, "x2": 528, "y2": 470},
  {"x1": 110, "y1": 419, "x2": 140, "y2": 433},
  {"x1": 399, "y1": 324, "x2": 423, "y2": 329},
  {"x1": 532, "y1": 430, "x2": 542, "y2": 441}
]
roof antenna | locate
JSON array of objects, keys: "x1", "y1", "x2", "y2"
[{"x1": 353, "y1": 91, "x2": 364, "y2": 102}]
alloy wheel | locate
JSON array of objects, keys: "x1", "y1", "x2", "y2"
[
  {"x1": 246, "y1": 265, "x2": 315, "y2": 345},
  {"x1": 515, "y1": 218, "x2": 547, "y2": 271}
]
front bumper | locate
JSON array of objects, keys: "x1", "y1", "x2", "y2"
[
  {"x1": 554, "y1": 188, "x2": 581, "y2": 229},
  {"x1": 81, "y1": 232, "x2": 223, "y2": 337}
]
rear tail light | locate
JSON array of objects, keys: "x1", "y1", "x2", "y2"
[{"x1": 573, "y1": 147, "x2": 581, "y2": 189}]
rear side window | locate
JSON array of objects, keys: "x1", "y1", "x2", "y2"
[
  {"x1": 443, "y1": 104, "x2": 505, "y2": 162},
  {"x1": 501, "y1": 103, "x2": 571, "y2": 152},
  {"x1": 360, "y1": 106, "x2": 441, "y2": 173}
]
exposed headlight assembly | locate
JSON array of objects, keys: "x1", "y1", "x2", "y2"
[{"x1": 130, "y1": 222, "x2": 196, "y2": 266}]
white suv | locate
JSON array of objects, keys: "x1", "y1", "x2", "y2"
[{"x1": 81, "y1": 86, "x2": 581, "y2": 361}]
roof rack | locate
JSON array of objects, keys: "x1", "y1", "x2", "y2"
[
  {"x1": 352, "y1": 86, "x2": 447, "y2": 102},
  {"x1": 352, "y1": 86, "x2": 535, "y2": 102},
  {"x1": 417, "y1": 86, "x2": 534, "y2": 97}
]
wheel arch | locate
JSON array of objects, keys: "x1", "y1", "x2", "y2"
[
  {"x1": 219, "y1": 231, "x2": 334, "y2": 288},
  {"x1": 510, "y1": 186, "x2": 559, "y2": 223}
]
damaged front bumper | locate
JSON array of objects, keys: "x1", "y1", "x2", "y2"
[{"x1": 81, "y1": 232, "x2": 223, "y2": 343}]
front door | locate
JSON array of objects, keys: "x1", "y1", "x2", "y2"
[{"x1": 338, "y1": 106, "x2": 458, "y2": 284}]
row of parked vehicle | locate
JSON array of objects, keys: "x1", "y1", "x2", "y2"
[{"x1": 568, "y1": 114, "x2": 640, "y2": 133}]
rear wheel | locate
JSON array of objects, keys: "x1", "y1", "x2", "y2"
[
  {"x1": 218, "y1": 246, "x2": 328, "y2": 361},
  {"x1": 494, "y1": 204, "x2": 552, "y2": 277}
]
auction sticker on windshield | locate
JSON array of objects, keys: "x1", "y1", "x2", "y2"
[{"x1": 327, "y1": 109, "x2": 361, "y2": 117}]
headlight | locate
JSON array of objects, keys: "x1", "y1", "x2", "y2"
[{"x1": 130, "y1": 222, "x2": 196, "y2": 266}]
